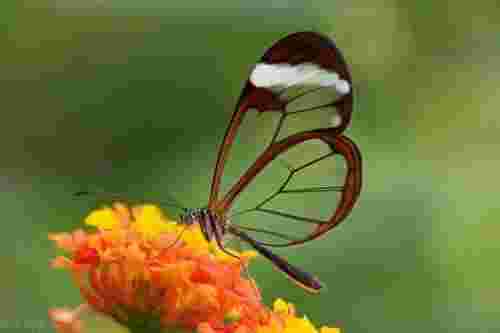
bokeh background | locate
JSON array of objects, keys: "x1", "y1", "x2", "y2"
[{"x1": 3, "y1": 1, "x2": 499, "y2": 332}]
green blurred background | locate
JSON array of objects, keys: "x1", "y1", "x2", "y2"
[{"x1": 3, "y1": 1, "x2": 499, "y2": 332}]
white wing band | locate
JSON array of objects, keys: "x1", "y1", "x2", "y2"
[{"x1": 250, "y1": 63, "x2": 350, "y2": 95}]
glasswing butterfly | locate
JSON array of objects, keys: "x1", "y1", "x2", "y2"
[
  {"x1": 79, "y1": 31, "x2": 362, "y2": 293},
  {"x1": 179, "y1": 31, "x2": 362, "y2": 293}
]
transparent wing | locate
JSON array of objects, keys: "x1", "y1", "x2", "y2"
[
  {"x1": 208, "y1": 32, "x2": 362, "y2": 246},
  {"x1": 225, "y1": 132, "x2": 361, "y2": 246}
]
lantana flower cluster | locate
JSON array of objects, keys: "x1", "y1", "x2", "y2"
[{"x1": 48, "y1": 203, "x2": 340, "y2": 333}]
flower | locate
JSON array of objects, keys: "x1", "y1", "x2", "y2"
[{"x1": 49, "y1": 203, "x2": 341, "y2": 333}]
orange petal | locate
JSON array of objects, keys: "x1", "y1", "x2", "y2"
[
  {"x1": 73, "y1": 246, "x2": 100, "y2": 266},
  {"x1": 49, "y1": 233, "x2": 76, "y2": 252},
  {"x1": 151, "y1": 261, "x2": 196, "y2": 289},
  {"x1": 197, "y1": 322, "x2": 217, "y2": 333},
  {"x1": 50, "y1": 256, "x2": 73, "y2": 269}
]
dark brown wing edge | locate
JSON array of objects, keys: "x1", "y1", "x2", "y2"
[
  {"x1": 208, "y1": 100, "x2": 247, "y2": 209},
  {"x1": 216, "y1": 130, "x2": 362, "y2": 245}
]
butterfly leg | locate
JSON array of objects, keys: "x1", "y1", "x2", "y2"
[{"x1": 213, "y1": 232, "x2": 241, "y2": 260}]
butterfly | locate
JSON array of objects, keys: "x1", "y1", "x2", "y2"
[
  {"x1": 178, "y1": 31, "x2": 362, "y2": 293},
  {"x1": 79, "y1": 31, "x2": 362, "y2": 293}
]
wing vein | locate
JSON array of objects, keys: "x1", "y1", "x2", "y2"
[
  {"x1": 256, "y1": 208, "x2": 327, "y2": 225},
  {"x1": 232, "y1": 224, "x2": 301, "y2": 241},
  {"x1": 287, "y1": 99, "x2": 342, "y2": 116},
  {"x1": 281, "y1": 185, "x2": 343, "y2": 193},
  {"x1": 294, "y1": 151, "x2": 336, "y2": 173},
  {"x1": 269, "y1": 113, "x2": 287, "y2": 145}
]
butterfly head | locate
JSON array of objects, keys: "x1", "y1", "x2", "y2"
[{"x1": 180, "y1": 207, "x2": 219, "y2": 226}]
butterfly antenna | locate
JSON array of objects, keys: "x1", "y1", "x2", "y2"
[{"x1": 73, "y1": 189, "x2": 187, "y2": 211}]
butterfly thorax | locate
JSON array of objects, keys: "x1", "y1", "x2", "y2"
[{"x1": 180, "y1": 208, "x2": 227, "y2": 243}]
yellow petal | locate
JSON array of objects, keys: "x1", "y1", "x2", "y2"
[
  {"x1": 320, "y1": 327, "x2": 341, "y2": 333},
  {"x1": 284, "y1": 317, "x2": 318, "y2": 333},
  {"x1": 256, "y1": 325, "x2": 275, "y2": 333},
  {"x1": 85, "y1": 208, "x2": 120, "y2": 230},
  {"x1": 130, "y1": 205, "x2": 176, "y2": 238},
  {"x1": 213, "y1": 246, "x2": 240, "y2": 261},
  {"x1": 182, "y1": 226, "x2": 211, "y2": 249},
  {"x1": 273, "y1": 298, "x2": 291, "y2": 314}
]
